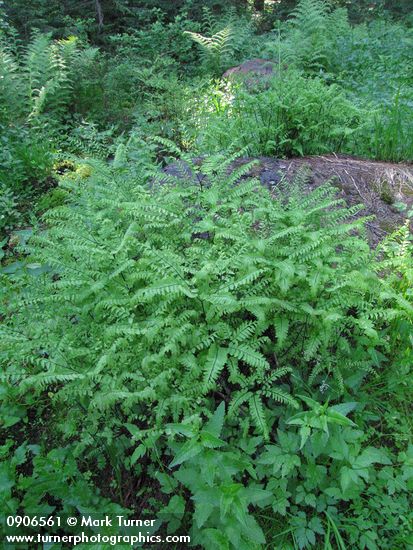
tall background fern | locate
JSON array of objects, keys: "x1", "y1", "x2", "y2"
[{"x1": 274, "y1": 0, "x2": 352, "y2": 73}]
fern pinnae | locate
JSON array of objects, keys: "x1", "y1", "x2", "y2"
[
  {"x1": 233, "y1": 321, "x2": 257, "y2": 344},
  {"x1": 202, "y1": 345, "x2": 228, "y2": 392},
  {"x1": 228, "y1": 389, "x2": 252, "y2": 418},
  {"x1": 249, "y1": 394, "x2": 269, "y2": 439},
  {"x1": 228, "y1": 344, "x2": 270, "y2": 370}
]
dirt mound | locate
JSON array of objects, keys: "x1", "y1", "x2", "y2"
[
  {"x1": 234, "y1": 154, "x2": 413, "y2": 245},
  {"x1": 162, "y1": 154, "x2": 413, "y2": 246}
]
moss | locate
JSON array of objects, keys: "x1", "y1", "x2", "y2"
[{"x1": 379, "y1": 181, "x2": 395, "y2": 205}]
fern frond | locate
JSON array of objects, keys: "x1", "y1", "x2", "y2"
[
  {"x1": 228, "y1": 344, "x2": 269, "y2": 370},
  {"x1": 184, "y1": 25, "x2": 234, "y2": 74},
  {"x1": 202, "y1": 345, "x2": 228, "y2": 392},
  {"x1": 228, "y1": 389, "x2": 252, "y2": 417},
  {"x1": 249, "y1": 394, "x2": 269, "y2": 439}
]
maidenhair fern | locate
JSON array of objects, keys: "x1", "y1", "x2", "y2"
[{"x1": 0, "y1": 146, "x2": 407, "y2": 443}]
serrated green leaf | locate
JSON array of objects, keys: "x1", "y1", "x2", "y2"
[
  {"x1": 200, "y1": 431, "x2": 226, "y2": 448},
  {"x1": 130, "y1": 444, "x2": 146, "y2": 466},
  {"x1": 330, "y1": 402, "x2": 358, "y2": 416},
  {"x1": 204, "y1": 401, "x2": 225, "y2": 437},
  {"x1": 170, "y1": 438, "x2": 202, "y2": 468}
]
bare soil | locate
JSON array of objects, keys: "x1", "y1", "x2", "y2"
[{"x1": 231, "y1": 154, "x2": 413, "y2": 245}]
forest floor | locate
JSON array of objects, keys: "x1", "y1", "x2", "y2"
[
  {"x1": 163, "y1": 153, "x2": 413, "y2": 245},
  {"x1": 232, "y1": 154, "x2": 413, "y2": 245}
]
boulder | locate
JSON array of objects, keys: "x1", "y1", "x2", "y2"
[{"x1": 222, "y1": 58, "x2": 278, "y2": 81}]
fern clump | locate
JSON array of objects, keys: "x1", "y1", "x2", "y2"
[
  {"x1": 0, "y1": 31, "x2": 99, "y2": 233},
  {"x1": 184, "y1": 6, "x2": 255, "y2": 76},
  {"x1": 0, "y1": 31, "x2": 84, "y2": 125},
  {"x1": 184, "y1": 26, "x2": 235, "y2": 75},
  {"x1": 281, "y1": 0, "x2": 352, "y2": 73},
  {"x1": 0, "y1": 148, "x2": 406, "y2": 443},
  {"x1": 190, "y1": 69, "x2": 364, "y2": 157}
]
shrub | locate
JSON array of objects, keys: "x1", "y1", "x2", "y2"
[
  {"x1": 364, "y1": 89, "x2": 413, "y2": 162},
  {"x1": 1, "y1": 146, "x2": 410, "y2": 434},
  {"x1": 0, "y1": 183, "x2": 20, "y2": 233},
  {"x1": 107, "y1": 12, "x2": 200, "y2": 69},
  {"x1": 1, "y1": 3, "x2": 413, "y2": 547},
  {"x1": 0, "y1": 125, "x2": 54, "y2": 236},
  {"x1": 0, "y1": 442, "x2": 129, "y2": 535},
  {"x1": 259, "y1": 0, "x2": 352, "y2": 74},
  {"x1": 102, "y1": 56, "x2": 193, "y2": 141}
]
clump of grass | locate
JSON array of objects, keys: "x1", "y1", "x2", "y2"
[{"x1": 368, "y1": 89, "x2": 413, "y2": 162}]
